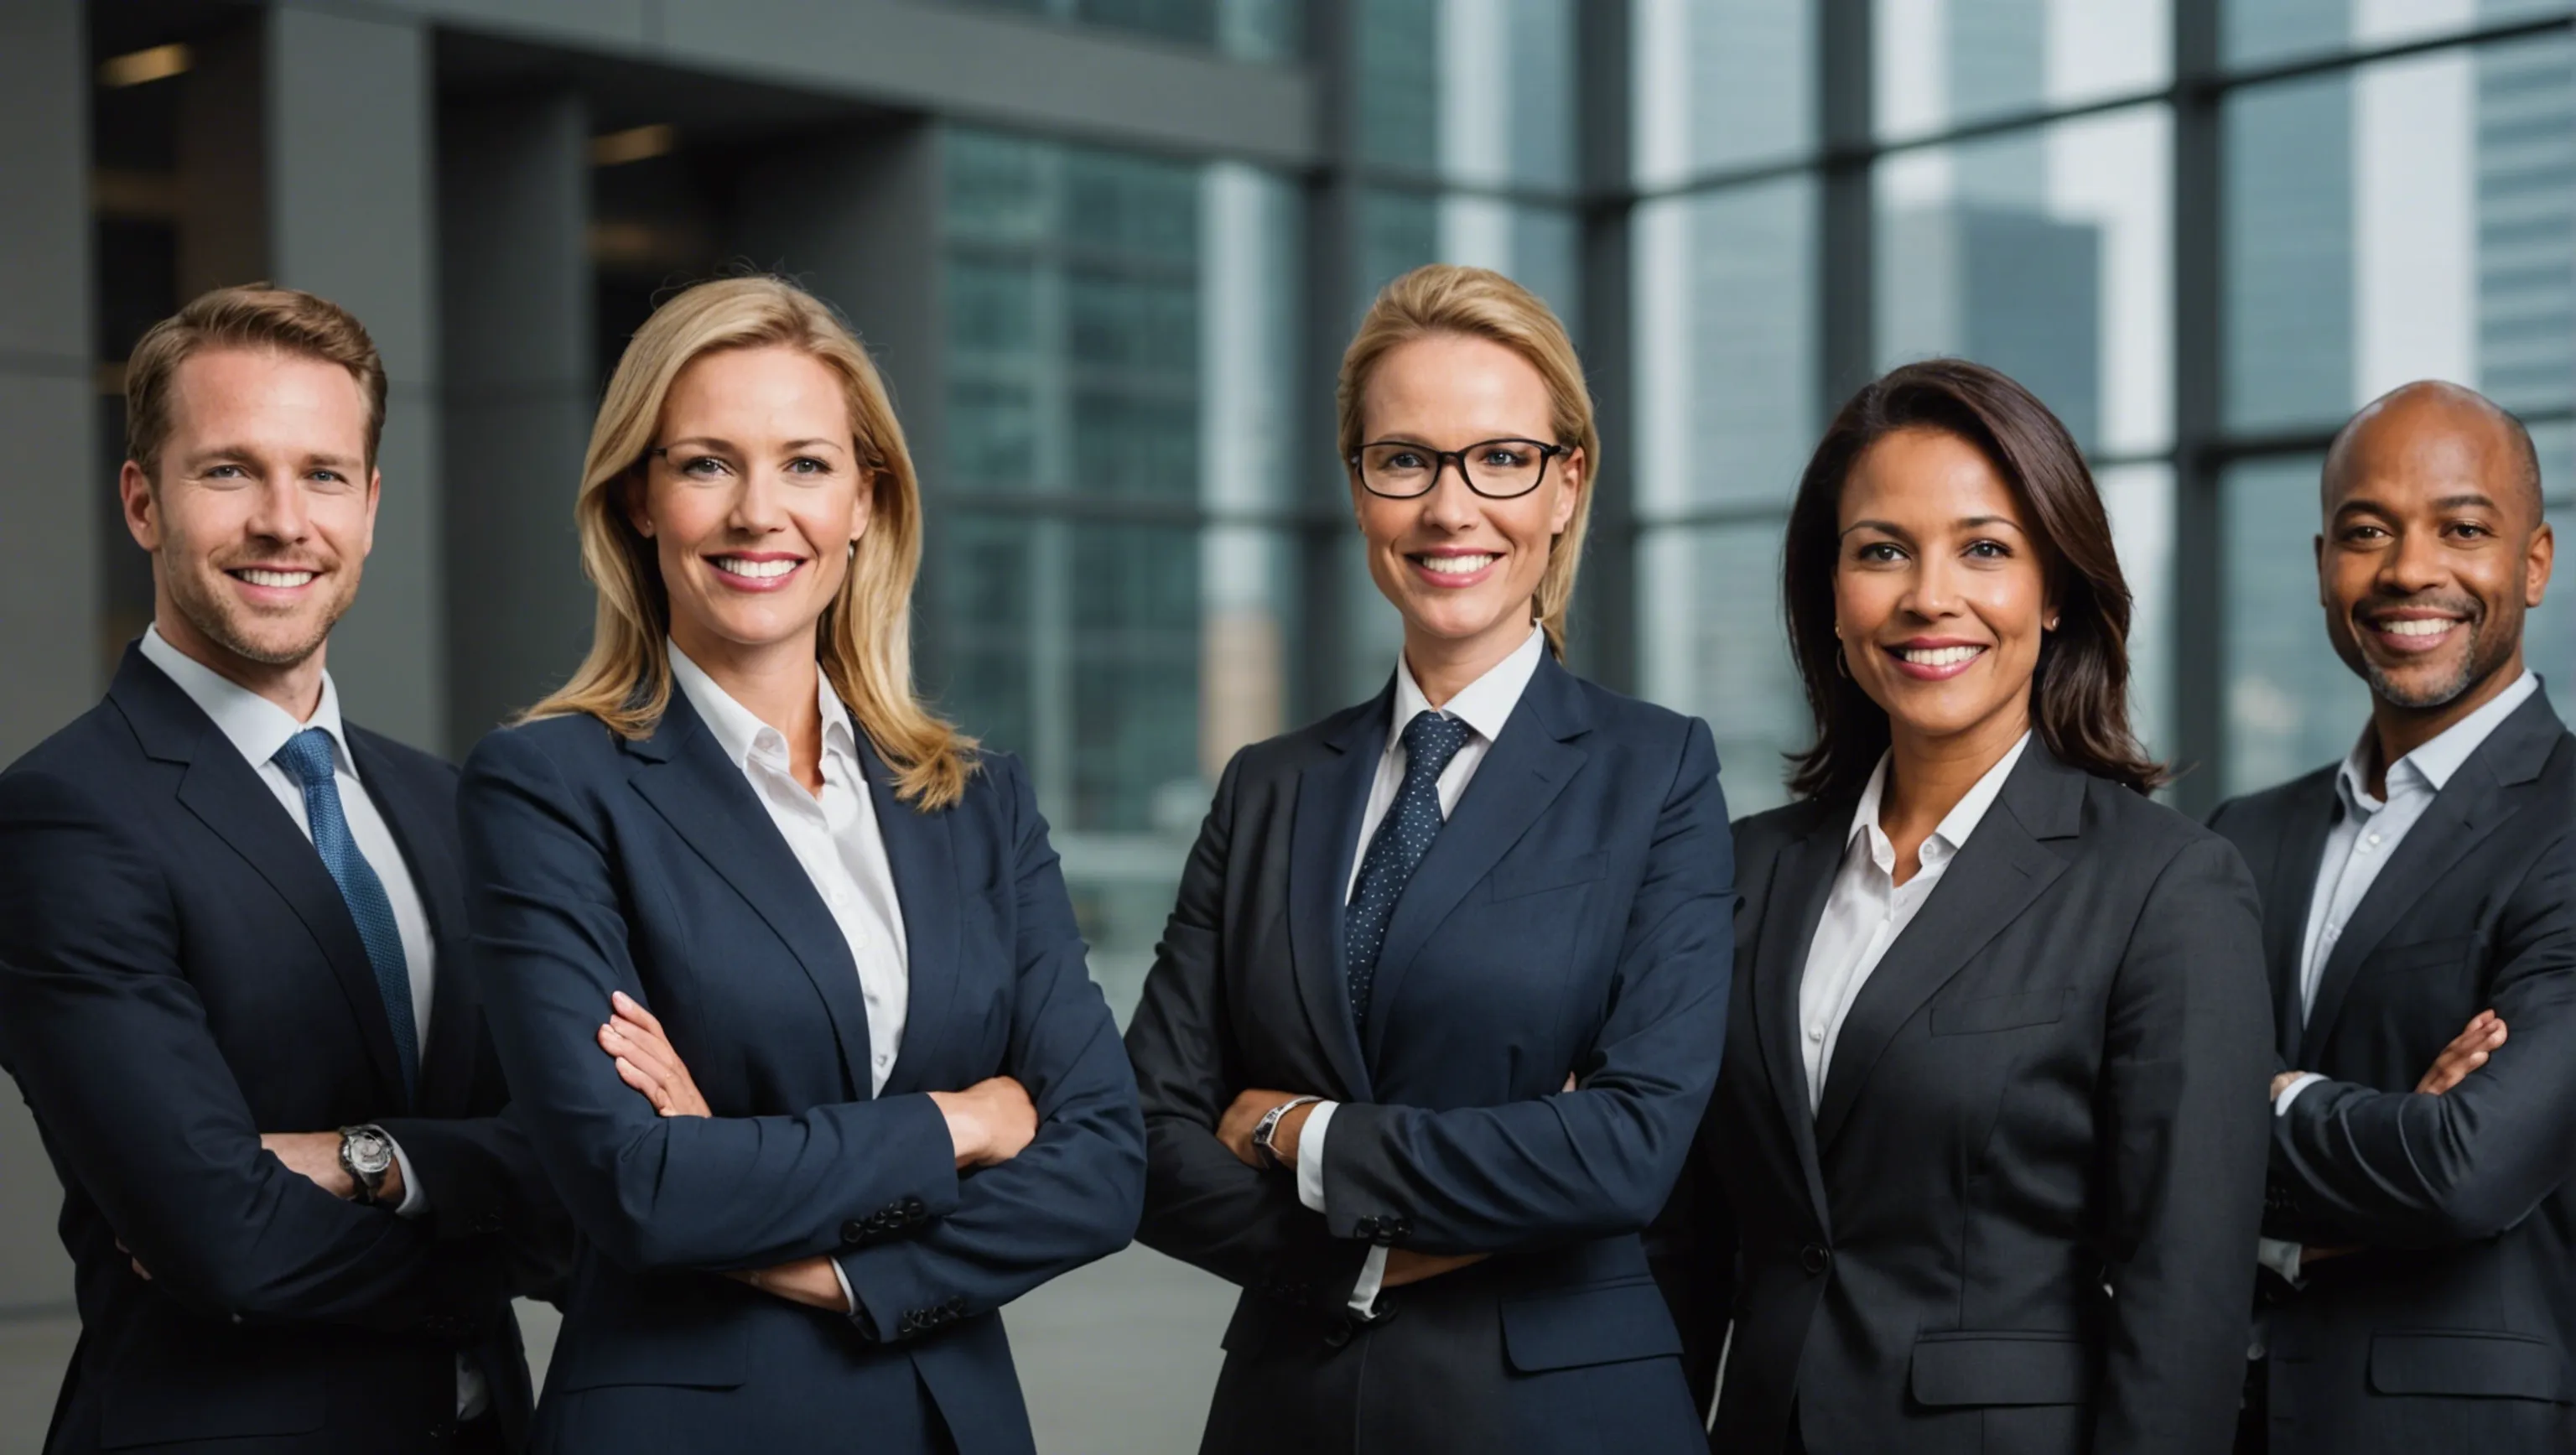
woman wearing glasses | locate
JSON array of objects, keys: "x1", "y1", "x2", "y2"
[
  {"x1": 1124, "y1": 264, "x2": 1733, "y2": 1455},
  {"x1": 456, "y1": 276, "x2": 1143, "y2": 1453}
]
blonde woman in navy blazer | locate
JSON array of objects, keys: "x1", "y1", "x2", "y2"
[{"x1": 458, "y1": 276, "x2": 1142, "y2": 1454}]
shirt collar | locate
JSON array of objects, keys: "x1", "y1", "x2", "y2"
[
  {"x1": 667, "y1": 642, "x2": 857, "y2": 777},
  {"x1": 1847, "y1": 731, "x2": 2033, "y2": 870},
  {"x1": 2336, "y1": 669, "x2": 2540, "y2": 811},
  {"x1": 1388, "y1": 624, "x2": 1546, "y2": 754},
  {"x1": 139, "y1": 624, "x2": 355, "y2": 779}
]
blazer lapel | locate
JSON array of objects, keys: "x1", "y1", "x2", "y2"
[
  {"x1": 1285, "y1": 691, "x2": 1389, "y2": 1104},
  {"x1": 1749, "y1": 810, "x2": 1846, "y2": 1234},
  {"x1": 112, "y1": 652, "x2": 412, "y2": 1110},
  {"x1": 624, "y1": 690, "x2": 874, "y2": 1100},
  {"x1": 2259, "y1": 775, "x2": 2338, "y2": 1066},
  {"x1": 2302, "y1": 693, "x2": 2563, "y2": 1053},
  {"x1": 351, "y1": 735, "x2": 477, "y2": 1112},
  {"x1": 1362, "y1": 656, "x2": 1589, "y2": 1068},
  {"x1": 1812, "y1": 746, "x2": 2078, "y2": 1154},
  {"x1": 865, "y1": 737, "x2": 961, "y2": 1100}
]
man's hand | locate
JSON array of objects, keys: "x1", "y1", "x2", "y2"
[
  {"x1": 1384, "y1": 1250, "x2": 1486, "y2": 1287},
  {"x1": 1219, "y1": 1088, "x2": 1320, "y2": 1170},
  {"x1": 928, "y1": 1077, "x2": 1037, "y2": 1171},
  {"x1": 2416, "y1": 1010, "x2": 2506, "y2": 1095},
  {"x1": 601, "y1": 990, "x2": 712, "y2": 1118},
  {"x1": 260, "y1": 1130, "x2": 402, "y2": 1205},
  {"x1": 725, "y1": 1255, "x2": 850, "y2": 1312}
]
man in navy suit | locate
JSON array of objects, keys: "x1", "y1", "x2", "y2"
[{"x1": 0, "y1": 285, "x2": 567, "y2": 1453}]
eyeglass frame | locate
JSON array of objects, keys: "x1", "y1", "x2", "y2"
[{"x1": 1345, "y1": 436, "x2": 1575, "y2": 500}]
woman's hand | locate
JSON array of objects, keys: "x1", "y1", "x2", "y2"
[
  {"x1": 928, "y1": 1076, "x2": 1036, "y2": 1170},
  {"x1": 1219, "y1": 1088, "x2": 1321, "y2": 1170},
  {"x1": 726, "y1": 1256, "x2": 849, "y2": 1312},
  {"x1": 600, "y1": 990, "x2": 711, "y2": 1118},
  {"x1": 2416, "y1": 1010, "x2": 2506, "y2": 1094}
]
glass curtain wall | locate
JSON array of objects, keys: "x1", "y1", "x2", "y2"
[
  {"x1": 1632, "y1": 0, "x2": 2573, "y2": 813},
  {"x1": 932, "y1": 128, "x2": 1303, "y2": 1018}
]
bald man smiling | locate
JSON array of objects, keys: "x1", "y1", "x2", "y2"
[{"x1": 2210, "y1": 381, "x2": 2576, "y2": 1453}]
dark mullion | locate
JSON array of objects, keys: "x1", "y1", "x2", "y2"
[
  {"x1": 1297, "y1": 0, "x2": 1361, "y2": 725},
  {"x1": 1575, "y1": 0, "x2": 1638, "y2": 693},
  {"x1": 2171, "y1": 0, "x2": 2227, "y2": 816},
  {"x1": 1817, "y1": 0, "x2": 1876, "y2": 415}
]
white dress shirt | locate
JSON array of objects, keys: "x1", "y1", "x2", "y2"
[
  {"x1": 667, "y1": 646, "x2": 914, "y2": 1317},
  {"x1": 138, "y1": 625, "x2": 475, "y2": 1414},
  {"x1": 2257, "y1": 671, "x2": 2539, "y2": 1287},
  {"x1": 1797, "y1": 734, "x2": 2031, "y2": 1114},
  {"x1": 1296, "y1": 626, "x2": 1548, "y2": 1316}
]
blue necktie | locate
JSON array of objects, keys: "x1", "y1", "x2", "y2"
[
  {"x1": 274, "y1": 728, "x2": 418, "y2": 1095},
  {"x1": 1345, "y1": 710, "x2": 1474, "y2": 1034}
]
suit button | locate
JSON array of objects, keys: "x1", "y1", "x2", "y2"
[
  {"x1": 1323, "y1": 1320, "x2": 1353, "y2": 1349},
  {"x1": 841, "y1": 1220, "x2": 865, "y2": 1245},
  {"x1": 1800, "y1": 1244, "x2": 1831, "y2": 1276},
  {"x1": 1354, "y1": 1216, "x2": 1380, "y2": 1239},
  {"x1": 905, "y1": 1196, "x2": 926, "y2": 1217}
]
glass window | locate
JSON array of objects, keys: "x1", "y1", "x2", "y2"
[
  {"x1": 1633, "y1": 177, "x2": 1820, "y2": 516},
  {"x1": 932, "y1": 0, "x2": 1303, "y2": 62},
  {"x1": 2224, "y1": 33, "x2": 2576, "y2": 434},
  {"x1": 1876, "y1": 0, "x2": 2171, "y2": 141},
  {"x1": 1638, "y1": 522, "x2": 1807, "y2": 816},
  {"x1": 1632, "y1": 0, "x2": 1815, "y2": 184},
  {"x1": 2221, "y1": 456, "x2": 2370, "y2": 797},
  {"x1": 1877, "y1": 104, "x2": 2175, "y2": 457},
  {"x1": 1354, "y1": 189, "x2": 1581, "y2": 323},
  {"x1": 2099, "y1": 462, "x2": 2177, "y2": 760},
  {"x1": 2225, "y1": 0, "x2": 2569, "y2": 71},
  {"x1": 1357, "y1": 0, "x2": 1578, "y2": 189}
]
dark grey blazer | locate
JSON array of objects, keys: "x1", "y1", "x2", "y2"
[
  {"x1": 1655, "y1": 742, "x2": 2273, "y2": 1455},
  {"x1": 1125, "y1": 652, "x2": 1733, "y2": 1455},
  {"x1": 2210, "y1": 688, "x2": 2576, "y2": 1453}
]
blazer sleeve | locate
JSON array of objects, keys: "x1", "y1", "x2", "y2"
[
  {"x1": 1314, "y1": 719, "x2": 1734, "y2": 1253},
  {"x1": 2091, "y1": 835, "x2": 2275, "y2": 1455},
  {"x1": 833, "y1": 755, "x2": 1143, "y2": 1339},
  {"x1": 374, "y1": 1099, "x2": 576, "y2": 1302},
  {"x1": 459, "y1": 726, "x2": 962, "y2": 1273},
  {"x1": 1124, "y1": 750, "x2": 1377, "y2": 1314},
  {"x1": 0, "y1": 767, "x2": 501, "y2": 1336},
  {"x1": 2265, "y1": 829, "x2": 2576, "y2": 1247}
]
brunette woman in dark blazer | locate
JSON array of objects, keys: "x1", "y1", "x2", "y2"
[{"x1": 1654, "y1": 360, "x2": 2272, "y2": 1454}]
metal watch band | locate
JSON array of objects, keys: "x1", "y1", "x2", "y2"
[
  {"x1": 1251, "y1": 1095, "x2": 1325, "y2": 1169},
  {"x1": 339, "y1": 1124, "x2": 391, "y2": 1206}
]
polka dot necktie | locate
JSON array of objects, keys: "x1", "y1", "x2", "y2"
[
  {"x1": 1344, "y1": 710, "x2": 1474, "y2": 1036},
  {"x1": 273, "y1": 728, "x2": 419, "y2": 1096}
]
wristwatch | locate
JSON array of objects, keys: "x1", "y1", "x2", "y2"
[
  {"x1": 1251, "y1": 1096, "x2": 1325, "y2": 1169},
  {"x1": 339, "y1": 1125, "x2": 395, "y2": 1206}
]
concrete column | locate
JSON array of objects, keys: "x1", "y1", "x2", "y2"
[
  {"x1": 179, "y1": 6, "x2": 444, "y2": 750},
  {"x1": 0, "y1": 0, "x2": 96, "y2": 1314},
  {"x1": 439, "y1": 94, "x2": 595, "y2": 750}
]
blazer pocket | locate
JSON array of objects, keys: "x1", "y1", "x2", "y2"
[
  {"x1": 1909, "y1": 1331, "x2": 2091, "y2": 1407},
  {"x1": 1499, "y1": 1276, "x2": 1684, "y2": 1373},
  {"x1": 2370, "y1": 1331, "x2": 2572, "y2": 1401},
  {"x1": 551, "y1": 1306, "x2": 751, "y2": 1392},
  {"x1": 1488, "y1": 851, "x2": 1608, "y2": 903},
  {"x1": 1929, "y1": 988, "x2": 2068, "y2": 1037}
]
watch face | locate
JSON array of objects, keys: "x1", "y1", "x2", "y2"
[{"x1": 345, "y1": 1130, "x2": 393, "y2": 1176}]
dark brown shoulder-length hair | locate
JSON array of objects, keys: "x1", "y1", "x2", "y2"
[{"x1": 1782, "y1": 358, "x2": 2164, "y2": 802}]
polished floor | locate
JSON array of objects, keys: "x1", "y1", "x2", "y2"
[{"x1": 0, "y1": 1245, "x2": 1234, "y2": 1455}]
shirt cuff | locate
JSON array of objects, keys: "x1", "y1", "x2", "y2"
[
  {"x1": 2257, "y1": 1236, "x2": 2306, "y2": 1289},
  {"x1": 1295, "y1": 1101, "x2": 1337, "y2": 1213},
  {"x1": 831, "y1": 1256, "x2": 858, "y2": 1314},
  {"x1": 1348, "y1": 1245, "x2": 1389, "y2": 1317},
  {"x1": 2272, "y1": 1073, "x2": 2326, "y2": 1116},
  {"x1": 385, "y1": 1136, "x2": 426, "y2": 1219}
]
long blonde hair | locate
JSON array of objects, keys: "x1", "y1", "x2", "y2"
[
  {"x1": 1336, "y1": 264, "x2": 1600, "y2": 657},
  {"x1": 526, "y1": 275, "x2": 975, "y2": 808}
]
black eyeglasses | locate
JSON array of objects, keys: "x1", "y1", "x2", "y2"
[{"x1": 1348, "y1": 438, "x2": 1571, "y2": 500}]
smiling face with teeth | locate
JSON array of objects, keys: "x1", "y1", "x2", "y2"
[
  {"x1": 1351, "y1": 334, "x2": 1581, "y2": 699},
  {"x1": 119, "y1": 346, "x2": 379, "y2": 708},
  {"x1": 627, "y1": 346, "x2": 870, "y2": 683},
  {"x1": 2317, "y1": 384, "x2": 2553, "y2": 746},
  {"x1": 1834, "y1": 427, "x2": 2054, "y2": 758}
]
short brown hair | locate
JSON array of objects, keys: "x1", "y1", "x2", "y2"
[
  {"x1": 1783, "y1": 358, "x2": 2163, "y2": 800},
  {"x1": 1337, "y1": 265, "x2": 1599, "y2": 658},
  {"x1": 124, "y1": 283, "x2": 387, "y2": 479}
]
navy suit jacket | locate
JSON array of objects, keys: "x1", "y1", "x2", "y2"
[
  {"x1": 0, "y1": 645, "x2": 568, "y2": 1455},
  {"x1": 1124, "y1": 652, "x2": 1733, "y2": 1455},
  {"x1": 459, "y1": 685, "x2": 1142, "y2": 1455}
]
